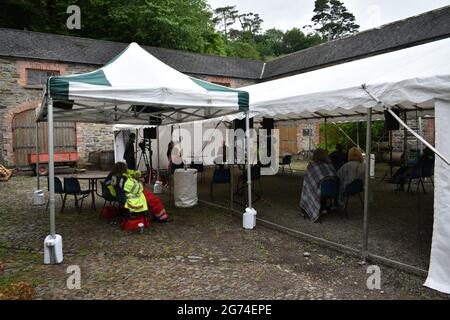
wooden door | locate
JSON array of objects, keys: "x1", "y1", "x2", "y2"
[
  {"x1": 278, "y1": 126, "x2": 298, "y2": 155},
  {"x1": 12, "y1": 109, "x2": 77, "y2": 168}
]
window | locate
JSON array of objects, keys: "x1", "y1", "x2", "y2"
[
  {"x1": 26, "y1": 69, "x2": 59, "y2": 86},
  {"x1": 302, "y1": 128, "x2": 313, "y2": 136}
]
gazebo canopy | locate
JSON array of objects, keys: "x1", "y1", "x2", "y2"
[{"x1": 37, "y1": 42, "x2": 248, "y2": 125}]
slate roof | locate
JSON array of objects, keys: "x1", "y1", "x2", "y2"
[
  {"x1": 0, "y1": 5, "x2": 449, "y2": 81},
  {"x1": 0, "y1": 28, "x2": 264, "y2": 80},
  {"x1": 263, "y1": 5, "x2": 450, "y2": 79}
]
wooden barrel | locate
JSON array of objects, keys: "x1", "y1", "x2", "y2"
[
  {"x1": 381, "y1": 151, "x2": 404, "y2": 165},
  {"x1": 99, "y1": 150, "x2": 115, "y2": 171},
  {"x1": 88, "y1": 151, "x2": 101, "y2": 169}
]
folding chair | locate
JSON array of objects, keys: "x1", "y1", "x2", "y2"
[
  {"x1": 279, "y1": 155, "x2": 293, "y2": 174},
  {"x1": 406, "y1": 158, "x2": 434, "y2": 194},
  {"x1": 46, "y1": 177, "x2": 65, "y2": 213},
  {"x1": 342, "y1": 179, "x2": 364, "y2": 218},
  {"x1": 62, "y1": 177, "x2": 92, "y2": 213}
]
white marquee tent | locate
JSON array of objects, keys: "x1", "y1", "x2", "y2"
[{"x1": 237, "y1": 37, "x2": 450, "y2": 294}]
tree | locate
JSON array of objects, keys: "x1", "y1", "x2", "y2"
[
  {"x1": 311, "y1": 0, "x2": 359, "y2": 40},
  {"x1": 280, "y1": 28, "x2": 324, "y2": 55},
  {"x1": 227, "y1": 41, "x2": 260, "y2": 60},
  {"x1": 0, "y1": 0, "x2": 227, "y2": 55},
  {"x1": 212, "y1": 5, "x2": 239, "y2": 43},
  {"x1": 254, "y1": 28, "x2": 285, "y2": 59},
  {"x1": 237, "y1": 12, "x2": 263, "y2": 42}
]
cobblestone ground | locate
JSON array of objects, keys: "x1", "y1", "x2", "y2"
[{"x1": 0, "y1": 175, "x2": 448, "y2": 300}]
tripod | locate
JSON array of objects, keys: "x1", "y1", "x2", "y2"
[{"x1": 137, "y1": 139, "x2": 153, "y2": 183}]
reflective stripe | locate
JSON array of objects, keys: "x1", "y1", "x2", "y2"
[
  {"x1": 127, "y1": 203, "x2": 144, "y2": 210},
  {"x1": 155, "y1": 209, "x2": 166, "y2": 218},
  {"x1": 127, "y1": 194, "x2": 142, "y2": 199}
]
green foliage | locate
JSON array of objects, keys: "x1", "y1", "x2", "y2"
[
  {"x1": 318, "y1": 121, "x2": 386, "y2": 152},
  {"x1": 0, "y1": 0, "x2": 227, "y2": 55},
  {"x1": 0, "y1": 0, "x2": 357, "y2": 60},
  {"x1": 226, "y1": 41, "x2": 261, "y2": 60},
  {"x1": 312, "y1": 0, "x2": 359, "y2": 40}
]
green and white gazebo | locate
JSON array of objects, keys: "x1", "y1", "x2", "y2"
[{"x1": 37, "y1": 42, "x2": 253, "y2": 264}]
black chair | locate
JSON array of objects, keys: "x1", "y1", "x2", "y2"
[
  {"x1": 320, "y1": 176, "x2": 339, "y2": 214},
  {"x1": 406, "y1": 158, "x2": 434, "y2": 194},
  {"x1": 62, "y1": 178, "x2": 92, "y2": 213},
  {"x1": 237, "y1": 164, "x2": 263, "y2": 204},
  {"x1": 342, "y1": 179, "x2": 364, "y2": 218},
  {"x1": 210, "y1": 166, "x2": 231, "y2": 201},
  {"x1": 279, "y1": 155, "x2": 293, "y2": 174},
  {"x1": 46, "y1": 177, "x2": 65, "y2": 212},
  {"x1": 100, "y1": 180, "x2": 117, "y2": 209}
]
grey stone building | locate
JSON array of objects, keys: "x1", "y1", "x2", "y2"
[{"x1": 0, "y1": 5, "x2": 449, "y2": 168}]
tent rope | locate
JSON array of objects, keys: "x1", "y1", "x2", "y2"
[{"x1": 361, "y1": 84, "x2": 450, "y2": 166}]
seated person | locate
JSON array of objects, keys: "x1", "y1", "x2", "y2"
[
  {"x1": 106, "y1": 162, "x2": 170, "y2": 222},
  {"x1": 106, "y1": 162, "x2": 147, "y2": 214},
  {"x1": 329, "y1": 143, "x2": 347, "y2": 171},
  {"x1": 337, "y1": 147, "x2": 365, "y2": 203},
  {"x1": 300, "y1": 148, "x2": 337, "y2": 222},
  {"x1": 392, "y1": 147, "x2": 434, "y2": 190}
]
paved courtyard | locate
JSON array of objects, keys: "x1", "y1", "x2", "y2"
[{"x1": 0, "y1": 174, "x2": 448, "y2": 299}]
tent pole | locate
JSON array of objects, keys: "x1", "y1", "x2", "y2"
[
  {"x1": 47, "y1": 97, "x2": 56, "y2": 238},
  {"x1": 362, "y1": 108, "x2": 372, "y2": 260},
  {"x1": 156, "y1": 125, "x2": 160, "y2": 179},
  {"x1": 245, "y1": 111, "x2": 252, "y2": 209},
  {"x1": 35, "y1": 121, "x2": 40, "y2": 190},
  {"x1": 356, "y1": 122, "x2": 360, "y2": 148},
  {"x1": 418, "y1": 116, "x2": 423, "y2": 152},
  {"x1": 403, "y1": 112, "x2": 408, "y2": 166}
]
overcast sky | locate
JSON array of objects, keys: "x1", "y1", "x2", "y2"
[{"x1": 207, "y1": 0, "x2": 450, "y2": 32}]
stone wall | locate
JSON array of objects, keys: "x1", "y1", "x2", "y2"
[
  {"x1": 391, "y1": 117, "x2": 435, "y2": 152},
  {"x1": 0, "y1": 57, "x2": 117, "y2": 166}
]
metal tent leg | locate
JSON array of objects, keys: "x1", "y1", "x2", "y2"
[
  {"x1": 362, "y1": 108, "x2": 372, "y2": 260},
  {"x1": 43, "y1": 94, "x2": 63, "y2": 265}
]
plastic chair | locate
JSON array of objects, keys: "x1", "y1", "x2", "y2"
[
  {"x1": 62, "y1": 177, "x2": 92, "y2": 213},
  {"x1": 210, "y1": 166, "x2": 231, "y2": 201},
  {"x1": 46, "y1": 177, "x2": 65, "y2": 212},
  {"x1": 279, "y1": 155, "x2": 293, "y2": 174},
  {"x1": 342, "y1": 179, "x2": 364, "y2": 218}
]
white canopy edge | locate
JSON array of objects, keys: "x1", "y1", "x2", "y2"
[{"x1": 237, "y1": 37, "x2": 450, "y2": 122}]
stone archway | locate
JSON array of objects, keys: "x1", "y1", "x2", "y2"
[{"x1": 1, "y1": 100, "x2": 40, "y2": 166}]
